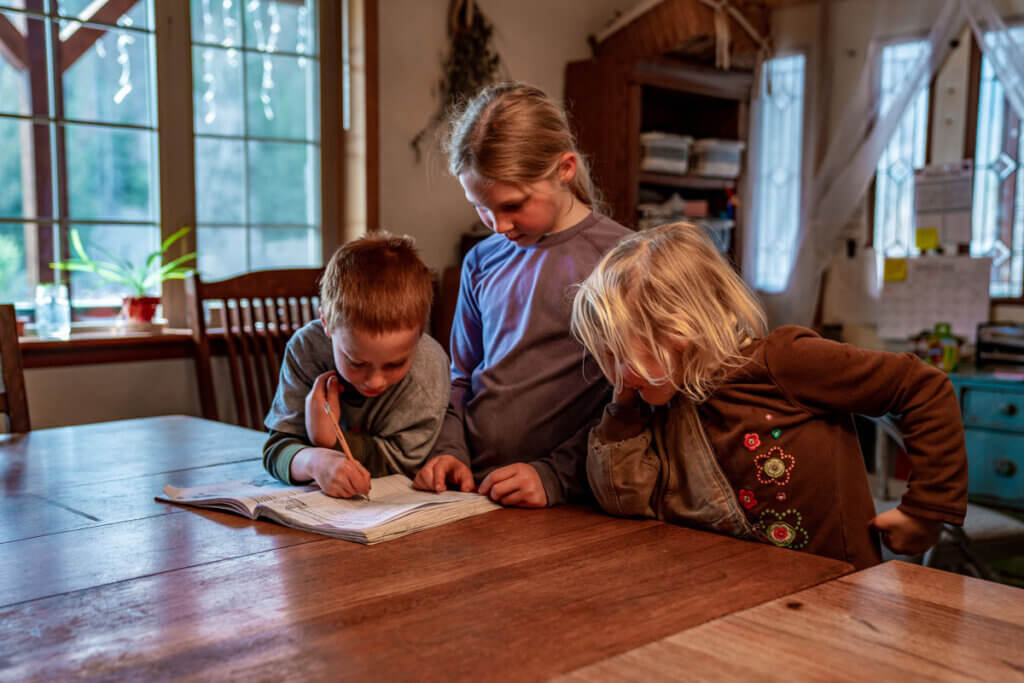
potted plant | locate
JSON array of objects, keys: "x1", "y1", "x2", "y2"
[{"x1": 51, "y1": 226, "x2": 197, "y2": 324}]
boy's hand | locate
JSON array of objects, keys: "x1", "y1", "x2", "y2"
[
  {"x1": 413, "y1": 454, "x2": 475, "y2": 493},
  {"x1": 478, "y1": 463, "x2": 547, "y2": 508},
  {"x1": 305, "y1": 370, "x2": 341, "y2": 448},
  {"x1": 303, "y1": 447, "x2": 371, "y2": 499},
  {"x1": 870, "y1": 508, "x2": 944, "y2": 555}
]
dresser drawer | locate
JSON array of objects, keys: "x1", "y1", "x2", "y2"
[
  {"x1": 965, "y1": 430, "x2": 1024, "y2": 506},
  {"x1": 961, "y1": 387, "x2": 1024, "y2": 432}
]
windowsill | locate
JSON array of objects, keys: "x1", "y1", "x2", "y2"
[{"x1": 20, "y1": 327, "x2": 195, "y2": 369}]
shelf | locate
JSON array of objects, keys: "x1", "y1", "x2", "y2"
[{"x1": 638, "y1": 172, "x2": 736, "y2": 190}]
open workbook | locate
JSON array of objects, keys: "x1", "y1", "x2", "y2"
[{"x1": 157, "y1": 474, "x2": 500, "y2": 544}]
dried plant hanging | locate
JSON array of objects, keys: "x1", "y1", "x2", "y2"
[{"x1": 411, "y1": 0, "x2": 502, "y2": 162}]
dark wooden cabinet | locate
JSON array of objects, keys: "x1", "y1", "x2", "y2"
[{"x1": 565, "y1": 57, "x2": 752, "y2": 267}]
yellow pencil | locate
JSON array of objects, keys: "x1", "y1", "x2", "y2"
[{"x1": 322, "y1": 401, "x2": 370, "y2": 501}]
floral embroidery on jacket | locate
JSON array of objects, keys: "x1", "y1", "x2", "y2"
[
  {"x1": 755, "y1": 509, "x2": 808, "y2": 549},
  {"x1": 755, "y1": 446, "x2": 795, "y2": 486},
  {"x1": 738, "y1": 489, "x2": 757, "y2": 510},
  {"x1": 743, "y1": 433, "x2": 761, "y2": 451}
]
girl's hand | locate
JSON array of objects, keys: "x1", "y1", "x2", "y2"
[
  {"x1": 613, "y1": 384, "x2": 639, "y2": 407},
  {"x1": 478, "y1": 463, "x2": 547, "y2": 508},
  {"x1": 305, "y1": 370, "x2": 341, "y2": 448},
  {"x1": 870, "y1": 508, "x2": 943, "y2": 555},
  {"x1": 306, "y1": 447, "x2": 371, "y2": 499},
  {"x1": 413, "y1": 454, "x2": 476, "y2": 493}
]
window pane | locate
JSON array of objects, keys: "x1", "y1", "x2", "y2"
[
  {"x1": 972, "y1": 26, "x2": 1024, "y2": 298},
  {"x1": 0, "y1": 10, "x2": 40, "y2": 117},
  {"x1": 0, "y1": 118, "x2": 29, "y2": 219},
  {"x1": 874, "y1": 41, "x2": 930, "y2": 282},
  {"x1": 243, "y1": 0, "x2": 315, "y2": 55},
  {"x1": 752, "y1": 54, "x2": 805, "y2": 293},
  {"x1": 195, "y1": 137, "x2": 245, "y2": 223},
  {"x1": 197, "y1": 225, "x2": 247, "y2": 279},
  {"x1": 245, "y1": 52, "x2": 318, "y2": 140},
  {"x1": 68, "y1": 223, "x2": 160, "y2": 303},
  {"x1": 247, "y1": 140, "x2": 318, "y2": 225},
  {"x1": 192, "y1": 0, "x2": 321, "y2": 278},
  {"x1": 65, "y1": 123, "x2": 156, "y2": 222},
  {"x1": 56, "y1": 0, "x2": 153, "y2": 31},
  {"x1": 250, "y1": 226, "x2": 317, "y2": 269},
  {"x1": 61, "y1": 23, "x2": 156, "y2": 126},
  {"x1": 191, "y1": 0, "x2": 242, "y2": 48},
  {"x1": 0, "y1": 222, "x2": 30, "y2": 303},
  {"x1": 192, "y1": 45, "x2": 244, "y2": 136}
]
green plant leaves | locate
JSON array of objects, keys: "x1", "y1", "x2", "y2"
[{"x1": 51, "y1": 226, "x2": 198, "y2": 297}]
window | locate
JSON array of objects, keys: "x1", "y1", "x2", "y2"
[
  {"x1": 751, "y1": 53, "x2": 806, "y2": 293},
  {"x1": 873, "y1": 40, "x2": 931, "y2": 280},
  {"x1": 0, "y1": 0, "x2": 159, "y2": 309},
  {"x1": 190, "y1": 0, "x2": 321, "y2": 279},
  {"x1": 972, "y1": 26, "x2": 1024, "y2": 298},
  {"x1": 0, "y1": 0, "x2": 334, "y2": 320}
]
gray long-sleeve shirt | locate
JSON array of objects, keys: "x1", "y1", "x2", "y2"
[
  {"x1": 431, "y1": 212, "x2": 632, "y2": 504},
  {"x1": 263, "y1": 320, "x2": 450, "y2": 483}
]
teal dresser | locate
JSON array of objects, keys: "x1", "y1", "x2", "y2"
[{"x1": 951, "y1": 370, "x2": 1024, "y2": 510}]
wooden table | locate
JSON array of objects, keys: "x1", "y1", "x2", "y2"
[
  {"x1": 562, "y1": 560, "x2": 1024, "y2": 682},
  {"x1": 0, "y1": 416, "x2": 852, "y2": 681}
]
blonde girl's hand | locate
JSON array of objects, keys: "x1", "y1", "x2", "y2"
[
  {"x1": 870, "y1": 508, "x2": 943, "y2": 555},
  {"x1": 304, "y1": 370, "x2": 342, "y2": 448},
  {"x1": 613, "y1": 384, "x2": 639, "y2": 407},
  {"x1": 413, "y1": 454, "x2": 476, "y2": 493},
  {"x1": 307, "y1": 447, "x2": 371, "y2": 499},
  {"x1": 478, "y1": 463, "x2": 547, "y2": 508}
]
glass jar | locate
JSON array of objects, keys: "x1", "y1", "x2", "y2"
[{"x1": 34, "y1": 283, "x2": 71, "y2": 340}]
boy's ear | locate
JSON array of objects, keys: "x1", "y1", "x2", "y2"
[
  {"x1": 558, "y1": 152, "x2": 578, "y2": 184},
  {"x1": 319, "y1": 311, "x2": 330, "y2": 336}
]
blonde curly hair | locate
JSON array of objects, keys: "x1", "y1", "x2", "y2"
[{"x1": 572, "y1": 222, "x2": 767, "y2": 403}]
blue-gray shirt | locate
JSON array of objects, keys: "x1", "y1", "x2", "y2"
[{"x1": 432, "y1": 212, "x2": 631, "y2": 504}]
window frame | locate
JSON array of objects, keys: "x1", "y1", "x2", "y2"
[{"x1": 2, "y1": 0, "x2": 347, "y2": 328}]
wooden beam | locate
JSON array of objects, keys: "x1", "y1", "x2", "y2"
[
  {"x1": 0, "y1": 13, "x2": 27, "y2": 71},
  {"x1": 595, "y1": 0, "x2": 768, "y2": 64},
  {"x1": 59, "y1": 0, "x2": 141, "y2": 72}
]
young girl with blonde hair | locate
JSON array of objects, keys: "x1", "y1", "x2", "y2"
[
  {"x1": 412, "y1": 82, "x2": 631, "y2": 507},
  {"x1": 571, "y1": 222, "x2": 967, "y2": 568}
]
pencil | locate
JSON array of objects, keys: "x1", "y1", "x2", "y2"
[{"x1": 322, "y1": 401, "x2": 370, "y2": 501}]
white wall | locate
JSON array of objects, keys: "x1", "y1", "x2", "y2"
[{"x1": 378, "y1": 0, "x2": 641, "y2": 272}]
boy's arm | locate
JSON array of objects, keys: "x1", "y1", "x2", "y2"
[
  {"x1": 766, "y1": 327, "x2": 967, "y2": 526},
  {"x1": 263, "y1": 429, "x2": 313, "y2": 484},
  {"x1": 585, "y1": 394, "x2": 660, "y2": 518}
]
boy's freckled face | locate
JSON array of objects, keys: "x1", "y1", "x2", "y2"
[
  {"x1": 325, "y1": 323, "x2": 420, "y2": 397},
  {"x1": 459, "y1": 170, "x2": 567, "y2": 247}
]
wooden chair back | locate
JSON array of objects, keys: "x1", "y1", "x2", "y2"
[
  {"x1": 0, "y1": 304, "x2": 31, "y2": 433},
  {"x1": 186, "y1": 268, "x2": 324, "y2": 430}
]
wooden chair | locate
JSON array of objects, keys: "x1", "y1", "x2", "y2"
[
  {"x1": 186, "y1": 268, "x2": 324, "y2": 430},
  {"x1": 0, "y1": 304, "x2": 31, "y2": 433}
]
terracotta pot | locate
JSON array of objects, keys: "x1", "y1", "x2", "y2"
[{"x1": 122, "y1": 296, "x2": 161, "y2": 323}]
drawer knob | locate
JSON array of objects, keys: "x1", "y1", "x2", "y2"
[
  {"x1": 1000, "y1": 403, "x2": 1018, "y2": 416},
  {"x1": 995, "y1": 459, "x2": 1018, "y2": 478}
]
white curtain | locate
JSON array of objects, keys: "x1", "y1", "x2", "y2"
[
  {"x1": 964, "y1": 0, "x2": 1024, "y2": 119},
  {"x1": 758, "y1": 0, "x2": 965, "y2": 328}
]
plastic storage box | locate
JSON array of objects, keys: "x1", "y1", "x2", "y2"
[
  {"x1": 640, "y1": 132, "x2": 694, "y2": 175},
  {"x1": 690, "y1": 139, "x2": 745, "y2": 178}
]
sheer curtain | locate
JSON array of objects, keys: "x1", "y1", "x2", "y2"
[{"x1": 757, "y1": 0, "x2": 964, "y2": 328}]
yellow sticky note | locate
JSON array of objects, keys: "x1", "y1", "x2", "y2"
[
  {"x1": 883, "y1": 258, "x2": 908, "y2": 282},
  {"x1": 915, "y1": 227, "x2": 940, "y2": 250}
]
